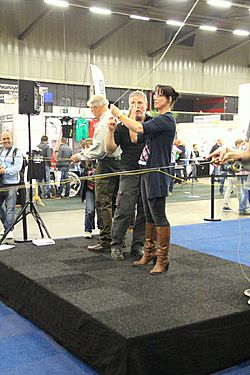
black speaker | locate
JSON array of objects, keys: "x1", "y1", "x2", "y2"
[
  {"x1": 18, "y1": 80, "x2": 41, "y2": 115},
  {"x1": 197, "y1": 160, "x2": 210, "y2": 177}
]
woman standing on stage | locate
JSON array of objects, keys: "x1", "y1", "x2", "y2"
[{"x1": 111, "y1": 84, "x2": 179, "y2": 275}]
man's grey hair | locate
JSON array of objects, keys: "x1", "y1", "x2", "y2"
[
  {"x1": 129, "y1": 90, "x2": 147, "y2": 102},
  {"x1": 87, "y1": 95, "x2": 109, "y2": 108}
]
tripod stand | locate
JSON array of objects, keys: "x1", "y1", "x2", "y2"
[{"x1": 0, "y1": 113, "x2": 51, "y2": 244}]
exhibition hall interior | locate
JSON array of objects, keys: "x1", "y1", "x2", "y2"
[{"x1": 0, "y1": 0, "x2": 250, "y2": 374}]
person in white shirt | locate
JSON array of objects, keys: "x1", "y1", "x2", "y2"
[{"x1": 70, "y1": 95, "x2": 121, "y2": 252}]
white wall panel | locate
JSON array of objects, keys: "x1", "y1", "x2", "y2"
[{"x1": 0, "y1": 2, "x2": 249, "y2": 96}]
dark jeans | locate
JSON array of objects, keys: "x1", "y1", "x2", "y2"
[
  {"x1": 38, "y1": 164, "x2": 50, "y2": 197},
  {"x1": 141, "y1": 173, "x2": 169, "y2": 227},
  {"x1": 189, "y1": 164, "x2": 197, "y2": 180},
  {"x1": 111, "y1": 174, "x2": 145, "y2": 250},
  {"x1": 95, "y1": 159, "x2": 120, "y2": 247},
  {"x1": 84, "y1": 189, "x2": 95, "y2": 232},
  {"x1": 57, "y1": 167, "x2": 70, "y2": 197}
]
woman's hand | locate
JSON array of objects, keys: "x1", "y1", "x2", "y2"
[{"x1": 207, "y1": 146, "x2": 228, "y2": 165}]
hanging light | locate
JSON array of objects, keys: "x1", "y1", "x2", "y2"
[
  {"x1": 130, "y1": 15, "x2": 150, "y2": 21},
  {"x1": 199, "y1": 25, "x2": 217, "y2": 31},
  {"x1": 89, "y1": 7, "x2": 112, "y2": 15},
  {"x1": 233, "y1": 29, "x2": 249, "y2": 36},
  {"x1": 166, "y1": 20, "x2": 184, "y2": 27},
  {"x1": 44, "y1": 0, "x2": 69, "y2": 7},
  {"x1": 206, "y1": 0, "x2": 232, "y2": 8}
]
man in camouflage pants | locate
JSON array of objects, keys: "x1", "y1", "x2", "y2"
[{"x1": 70, "y1": 95, "x2": 120, "y2": 251}]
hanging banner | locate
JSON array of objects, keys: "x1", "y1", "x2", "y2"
[{"x1": 90, "y1": 64, "x2": 106, "y2": 98}]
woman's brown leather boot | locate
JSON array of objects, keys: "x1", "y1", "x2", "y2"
[
  {"x1": 133, "y1": 223, "x2": 157, "y2": 266},
  {"x1": 150, "y1": 226, "x2": 170, "y2": 275}
]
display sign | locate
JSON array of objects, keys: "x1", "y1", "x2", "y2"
[
  {"x1": 90, "y1": 64, "x2": 106, "y2": 98},
  {"x1": 193, "y1": 114, "x2": 220, "y2": 125}
]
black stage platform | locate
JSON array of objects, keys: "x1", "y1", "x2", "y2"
[{"x1": 0, "y1": 237, "x2": 250, "y2": 375}]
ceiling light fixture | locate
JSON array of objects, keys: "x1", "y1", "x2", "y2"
[
  {"x1": 233, "y1": 29, "x2": 249, "y2": 36},
  {"x1": 206, "y1": 0, "x2": 232, "y2": 8},
  {"x1": 130, "y1": 15, "x2": 150, "y2": 21},
  {"x1": 166, "y1": 20, "x2": 184, "y2": 27},
  {"x1": 89, "y1": 7, "x2": 112, "y2": 15},
  {"x1": 199, "y1": 25, "x2": 217, "y2": 31},
  {"x1": 44, "y1": 0, "x2": 69, "y2": 7}
]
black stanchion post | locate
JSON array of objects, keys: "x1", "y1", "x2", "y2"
[{"x1": 204, "y1": 174, "x2": 221, "y2": 222}]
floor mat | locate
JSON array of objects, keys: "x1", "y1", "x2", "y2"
[{"x1": 171, "y1": 219, "x2": 250, "y2": 266}]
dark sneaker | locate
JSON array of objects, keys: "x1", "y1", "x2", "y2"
[
  {"x1": 111, "y1": 248, "x2": 124, "y2": 260},
  {"x1": 222, "y1": 206, "x2": 232, "y2": 212},
  {"x1": 130, "y1": 247, "x2": 144, "y2": 258},
  {"x1": 239, "y1": 210, "x2": 250, "y2": 216},
  {"x1": 87, "y1": 243, "x2": 110, "y2": 252}
]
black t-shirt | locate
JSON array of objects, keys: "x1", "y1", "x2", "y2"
[
  {"x1": 61, "y1": 116, "x2": 74, "y2": 138},
  {"x1": 28, "y1": 150, "x2": 45, "y2": 180},
  {"x1": 114, "y1": 115, "x2": 151, "y2": 170}
]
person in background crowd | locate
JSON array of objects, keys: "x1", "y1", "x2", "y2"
[
  {"x1": 105, "y1": 90, "x2": 150, "y2": 260},
  {"x1": 56, "y1": 137, "x2": 73, "y2": 198},
  {"x1": 189, "y1": 143, "x2": 200, "y2": 182},
  {"x1": 221, "y1": 139, "x2": 248, "y2": 213},
  {"x1": 175, "y1": 139, "x2": 187, "y2": 182},
  {"x1": 80, "y1": 138, "x2": 98, "y2": 239},
  {"x1": 0, "y1": 131, "x2": 23, "y2": 240},
  {"x1": 37, "y1": 135, "x2": 52, "y2": 198},
  {"x1": 208, "y1": 138, "x2": 225, "y2": 194},
  {"x1": 208, "y1": 126, "x2": 250, "y2": 305},
  {"x1": 111, "y1": 84, "x2": 179, "y2": 275},
  {"x1": 70, "y1": 94, "x2": 120, "y2": 251},
  {"x1": 169, "y1": 140, "x2": 181, "y2": 194}
]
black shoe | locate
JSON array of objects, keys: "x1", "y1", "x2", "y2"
[
  {"x1": 87, "y1": 243, "x2": 110, "y2": 252},
  {"x1": 130, "y1": 247, "x2": 144, "y2": 258},
  {"x1": 111, "y1": 248, "x2": 124, "y2": 260}
]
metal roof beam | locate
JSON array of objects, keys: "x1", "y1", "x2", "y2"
[
  {"x1": 148, "y1": 29, "x2": 197, "y2": 57},
  {"x1": 18, "y1": 8, "x2": 53, "y2": 40},
  {"x1": 202, "y1": 39, "x2": 250, "y2": 63},
  {"x1": 90, "y1": 19, "x2": 132, "y2": 50}
]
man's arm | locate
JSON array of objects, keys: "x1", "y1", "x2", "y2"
[
  {"x1": 70, "y1": 126, "x2": 107, "y2": 163},
  {"x1": 105, "y1": 118, "x2": 118, "y2": 153},
  {"x1": 129, "y1": 130, "x2": 138, "y2": 144},
  {"x1": 111, "y1": 104, "x2": 144, "y2": 134}
]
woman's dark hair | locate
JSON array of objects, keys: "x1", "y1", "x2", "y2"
[{"x1": 155, "y1": 85, "x2": 180, "y2": 103}]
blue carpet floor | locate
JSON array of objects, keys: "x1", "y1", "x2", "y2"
[
  {"x1": 0, "y1": 302, "x2": 98, "y2": 375},
  {"x1": 1, "y1": 219, "x2": 250, "y2": 375},
  {"x1": 172, "y1": 218, "x2": 250, "y2": 266},
  {"x1": 171, "y1": 218, "x2": 250, "y2": 374}
]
